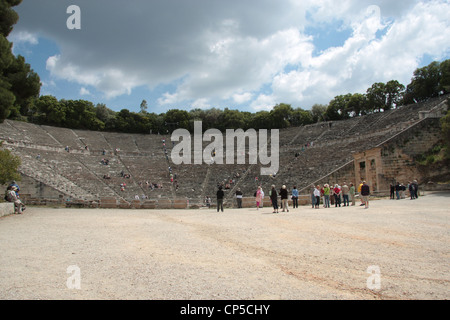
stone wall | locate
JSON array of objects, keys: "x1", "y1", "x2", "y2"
[{"x1": 0, "y1": 202, "x2": 14, "y2": 217}]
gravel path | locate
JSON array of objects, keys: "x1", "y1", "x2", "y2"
[{"x1": 0, "y1": 192, "x2": 449, "y2": 300}]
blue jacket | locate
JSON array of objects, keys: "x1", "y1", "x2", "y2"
[{"x1": 292, "y1": 188, "x2": 299, "y2": 197}]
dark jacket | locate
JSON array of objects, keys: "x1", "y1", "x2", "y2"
[
  {"x1": 361, "y1": 184, "x2": 370, "y2": 196},
  {"x1": 279, "y1": 188, "x2": 288, "y2": 200},
  {"x1": 270, "y1": 188, "x2": 278, "y2": 201},
  {"x1": 217, "y1": 189, "x2": 224, "y2": 200}
]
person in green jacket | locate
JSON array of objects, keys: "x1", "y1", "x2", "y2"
[{"x1": 323, "y1": 184, "x2": 330, "y2": 208}]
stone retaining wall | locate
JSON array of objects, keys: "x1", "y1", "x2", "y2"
[{"x1": 0, "y1": 202, "x2": 14, "y2": 217}]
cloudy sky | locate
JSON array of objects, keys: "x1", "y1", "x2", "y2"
[{"x1": 8, "y1": 0, "x2": 450, "y2": 113}]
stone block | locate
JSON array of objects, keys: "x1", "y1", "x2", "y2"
[{"x1": 0, "y1": 202, "x2": 14, "y2": 217}]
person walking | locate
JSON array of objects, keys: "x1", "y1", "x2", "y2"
[
  {"x1": 270, "y1": 185, "x2": 279, "y2": 213},
  {"x1": 280, "y1": 185, "x2": 289, "y2": 212},
  {"x1": 216, "y1": 186, "x2": 224, "y2": 212},
  {"x1": 291, "y1": 186, "x2": 299, "y2": 209}
]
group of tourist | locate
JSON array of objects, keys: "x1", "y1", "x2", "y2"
[
  {"x1": 3, "y1": 181, "x2": 26, "y2": 214},
  {"x1": 308, "y1": 181, "x2": 371, "y2": 210},
  {"x1": 390, "y1": 181, "x2": 419, "y2": 200},
  {"x1": 214, "y1": 180, "x2": 374, "y2": 212}
]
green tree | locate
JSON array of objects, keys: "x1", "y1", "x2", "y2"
[
  {"x1": 33, "y1": 95, "x2": 66, "y2": 126},
  {"x1": 291, "y1": 107, "x2": 314, "y2": 126},
  {"x1": 326, "y1": 94, "x2": 352, "y2": 120},
  {"x1": 441, "y1": 100, "x2": 450, "y2": 159},
  {"x1": 310, "y1": 104, "x2": 327, "y2": 123},
  {"x1": 164, "y1": 109, "x2": 190, "y2": 133},
  {"x1": 404, "y1": 61, "x2": 442, "y2": 104},
  {"x1": 366, "y1": 82, "x2": 387, "y2": 112},
  {"x1": 385, "y1": 80, "x2": 405, "y2": 109},
  {"x1": 5, "y1": 55, "x2": 41, "y2": 116},
  {"x1": 269, "y1": 103, "x2": 292, "y2": 129},
  {"x1": 140, "y1": 100, "x2": 148, "y2": 113},
  {"x1": 250, "y1": 111, "x2": 271, "y2": 130},
  {"x1": 0, "y1": 141, "x2": 21, "y2": 185},
  {"x1": 0, "y1": 34, "x2": 14, "y2": 121},
  {"x1": 0, "y1": 0, "x2": 22, "y2": 37},
  {"x1": 347, "y1": 93, "x2": 368, "y2": 116},
  {"x1": 439, "y1": 59, "x2": 450, "y2": 93}
]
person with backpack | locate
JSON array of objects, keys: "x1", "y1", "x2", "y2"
[{"x1": 6, "y1": 186, "x2": 25, "y2": 214}]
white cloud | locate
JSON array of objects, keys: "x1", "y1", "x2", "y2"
[
  {"x1": 8, "y1": 31, "x2": 38, "y2": 45},
  {"x1": 232, "y1": 92, "x2": 253, "y2": 104},
  {"x1": 10, "y1": 0, "x2": 450, "y2": 111},
  {"x1": 79, "y1": 87, "x2": 90, "y2": 96}
]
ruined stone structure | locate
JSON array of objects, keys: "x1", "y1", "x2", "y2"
[{"x1": 0, "y1": 95, "x2": 448, "y2": 208}]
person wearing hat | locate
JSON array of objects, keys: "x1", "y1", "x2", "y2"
[
  {"x1": 6, "y1": 186, "x2": 25, "y2": 214},
  {"x1": 280, "y1": 185, "x2": 289, "y2": 212}
]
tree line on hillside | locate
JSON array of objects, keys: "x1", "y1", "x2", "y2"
[{"x1": 0, "y1": 0, "x2": 449, "y2": 136}]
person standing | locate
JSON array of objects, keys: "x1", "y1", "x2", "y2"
[
  {"x1": 334, "y1": 184, "x2": 341, "y2": 207},
  {"x1": 280, "y1": 185, "x2": 289, "y2": 212},
  {"x1": 216, "y1": 186, "x2": 224, "y2": 212},
  {"x1": 358, "y1": 181, "x2": 365, "y2": 206},
  {"x1": 413, "y1": 180, "x2": 419, "y2": 199},
  {"x1": 255, "y1": 186, "x2": 263, "y2": 210},
  {"x1": 361, "y1": 181, "x2": 370, "y2": 209},
  {"x1": 342, "y1": 182, "x2": 349, "y2": 207},
  {"x1": 270, "y1": 185, "x2": 279, "y2": 213},
  {"x1": 349, "y1": 183, "x2": 356, "y2": 206},
  {"x1": 395, "y1": 182, "x2": 401, "y2": 200},
  {"x1": 313, "y1": 185, "x2": 321, "y2": 209},
  {"x1": 291, "y1": 186, "x2": 299, "y2": 209},
  {"x1": 310, "y1": 184, "x2": 316, "y2": 209},
  {"x1": 323, "y1": 184, "x2": 330, "y2": 208},
  {"x1": 408, "y1": 182, "x2": 415, "y2": 200},
  {"x1": 259, "y1": 186, "x2": 265, "y2": 209},
  {"x1": 235, "y1": 188, "x2": 243, "y2": 208}
]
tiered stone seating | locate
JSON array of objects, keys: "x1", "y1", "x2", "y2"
[{"x1": 0, "y1": 94, "x2": 447, "y2": 203}]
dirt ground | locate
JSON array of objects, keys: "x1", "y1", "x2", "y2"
[{"x1": 0, "y1": 192, "x2": 448, "y2": 300}]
